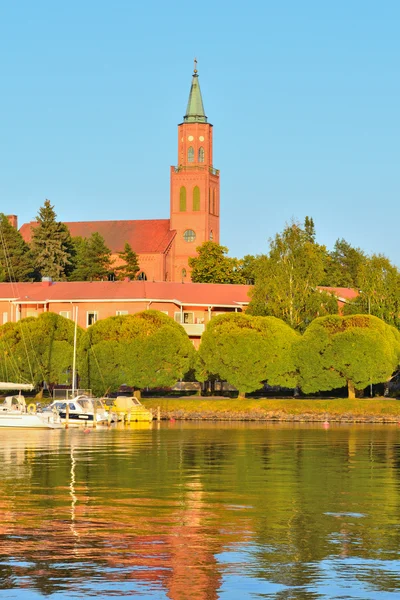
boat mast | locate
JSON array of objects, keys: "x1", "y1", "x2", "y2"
[{"x1": 72, "y1": 306, "x2": 78, "y2": 395}]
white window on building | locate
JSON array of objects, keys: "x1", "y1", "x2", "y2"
[
  {"x1": 116, "y1": 310, "x2": 128, "y2": 316},
  {"x1": 87, "y1": 311, "x2": 98, "y2": 326},
  {"x1": 174, "y1": 311, "x2": 194, "y2": 325},
  {"x1": 26, "y1": 309, "x2": 38, "y2": 318},
  {"x1": 59, "y1": 311, "x2": 71, "y2": 319},
  {"x1": 2, "y1": 312, "x2": 8, "y2": 324}
]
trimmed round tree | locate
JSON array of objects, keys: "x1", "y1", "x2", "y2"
[
  {"x1": 296, "y1": 314, "x2": 400, "y2": 398},
  {"x1": 0, "y1": 312, "x2": 81, "y2": 390},
  {"x1": 78, "y1": 310, "x2": 195, "y2": 396},
  {"x1": 197, "y1": 313, "x2": 299, "y2": 397}
]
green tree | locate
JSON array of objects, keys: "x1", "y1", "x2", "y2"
[
  {"x1": 115, "y1": 243, "x2": 140, "y2": 280},
  {"x1": 0, "y1": 213, "x2": 35, "y2": 282},
  {"x1": 304, "y1": 215, "x2": 316, "y2": 243},
  {"x1": 197, "y1": 313, "x2": 299, "y2": 396},
  {"x1": 321, "y1": 238, "x2": 366, "y2": 287},
  {"x1": 296, "y1": 314, "x2": 400, "y2": 398},
  {"x1": 188, "y1": 242, "x2": 244, "y2": 284},
  {"x1": 248, "y1": 220, "x2": 338, "y2": 331},
  {"x1": 239, "y1": 254, "x2": 261, "y2": 285},
  {"x1": 69, "y1": 233, "x2": 113, "y2": 281},
  {"x1": 344, "y1": 254, "x2": 400, "y2": 329},
  {"x1": 78, "y1": 310, "x2": 195, "y2": 395},
  {"x1": 0, "y1": 312, "x2": 82, "y2": 390},
  {"x1": 30, "y1": 200, "x2": 73, "y2": 280}
]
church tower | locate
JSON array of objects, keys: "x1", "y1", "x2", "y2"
[{"x1": 170, "y1": 62, "x2": 220, "y2": 282}]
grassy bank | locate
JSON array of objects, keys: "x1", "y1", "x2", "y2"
[{"x1": 142, "y1": 397, "x2": 400, "y2": 422}]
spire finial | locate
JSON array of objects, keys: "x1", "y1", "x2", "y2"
[{"x1": 193, "y1": 57, "x2": 198, "y2": 75}]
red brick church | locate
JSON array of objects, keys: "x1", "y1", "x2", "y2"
[{"x1": 19, "y1": 63, "x2": 220, "y2": 283}]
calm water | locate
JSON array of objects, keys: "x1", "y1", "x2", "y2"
[{"x1": 0, "y1": 422, "x2": 400, "y2": 599}]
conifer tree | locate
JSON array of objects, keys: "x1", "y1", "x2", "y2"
[
  {"x1": 30, "y1": 200, "x2": 73, "y2": 280},
  {"x1": 0, "y1": 213, "x2": 35, "y2": 281},
  {"x1": 115, "y1": 243, "x2": 140, "y2": 280},
  {"x1": 69, "y1": 233, "x2": 112, "y2": 281}
]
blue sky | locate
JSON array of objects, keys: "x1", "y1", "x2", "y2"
[{"x1": 0, "y1": 1, "x2": 399, "y2": 266}]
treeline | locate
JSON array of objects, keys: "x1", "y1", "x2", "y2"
[
  {"x1": 0, "y1": 200, "x2": 140, "y2": 282},
  {"x1": 189, "y1": 217, "x2": 400, "y2": 331},
  {"x1": 1, "y1": 310, "x2": 399, "y2": 399}
]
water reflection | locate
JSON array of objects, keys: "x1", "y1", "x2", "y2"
[{"x1": 0, "y1": 424, "x2": 399, "y2": 598}]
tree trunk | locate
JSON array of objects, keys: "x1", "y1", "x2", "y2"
[
  {"x1": 347, "y1": 380, "x2": 355, "y2": 399},
  {"x1": 238, "y1": 390, "x2": 246, "y2": 399}
]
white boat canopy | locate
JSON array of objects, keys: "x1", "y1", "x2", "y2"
[{"x1": 0, "y1": 382, "x2": 34, "y2": 391}]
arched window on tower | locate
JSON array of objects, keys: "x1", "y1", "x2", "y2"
[
  {"x1": 193, "y1": 186, "x2": 200, "y2": 211},
  {"x1": 213, "y1": 188, "x2": 217, "y2": 215},
  {"x1": 209, "y1": 188, "x2": 212, "y2": 213},
  {"x1": 198, "y1": 147, "x2": 205, "y2": 163},
  {"x1": 179, "y1": 186, "x2": 186, "y2": 211},
  {"x1": 188, "y1": 146, "x2": 194, "y2": 163}
]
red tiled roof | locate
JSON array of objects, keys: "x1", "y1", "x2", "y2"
[
  {"x1": 19, "y1": 219, "x2": 175, "y2": 254},
  {"x1": 319, "y1": 286, "x2": 359, "y2": 301},
  {"x1": 0, "y1": 281, "x2": 252, "y2": 307},
  {"x1": 0, "y1": 281, "x2": 359, "y2": 307}
]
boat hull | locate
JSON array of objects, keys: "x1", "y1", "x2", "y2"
[
  {"x1": 57, "y1": 412, "x2": 108, "y2": 424},
  {"x1": 0, "y1": 412, "x2": 62, "y2": 429}
]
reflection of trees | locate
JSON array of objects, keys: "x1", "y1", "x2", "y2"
[{"x1": 0, "y1": 425, "x2": 400, "y2": 597}]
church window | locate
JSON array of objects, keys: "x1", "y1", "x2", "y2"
[
  {"x1": 213, "y1": 189, "x2": 217, "y2": 215},
  {"x1": 198, "y1": 147, "x2": 205, "y2": 162},
  {"x1": 183, "y1": 229, "x2": 196, "y2": 243},
  {"x1": 193, "y1": 186, "x2": 200, "y2": 211},
  {"x1": 138, "y1": 272, "x2": 147, "y2": 281},
  {"x1": 209, "y1": 230, "x2": 214, "y2": 241},
  {"x1": 188, "y1": 146, "x2": 194, "y2": 163},
  {"x1": 209, "y1": 188, "x2": 212, "y2": 213},
  {"x1": 179, "y1": 186, "x2": 186, "y2": 211}
]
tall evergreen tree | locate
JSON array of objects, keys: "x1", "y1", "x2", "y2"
[
  {"x1": 30, "y1": 200, "x2": 73, "y2": 280},
  {"x1": 69, "y1": 233, "x2": 112, "y2": 281},
  {"x1": 115, "y1": 243, "x2": 140, "y2": 280},
  {"x1": 321, "y1": 238, "x2": 366, "y2": 287},
  {"x1": 0, "y1": 214, "x2": 35, "y2": 281}
]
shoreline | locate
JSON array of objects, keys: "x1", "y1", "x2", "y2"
[{"x1": 142, "y1": 397, "x2": 400, "y2": 423}]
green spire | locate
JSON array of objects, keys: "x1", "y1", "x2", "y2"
[{"x1": 184, "y1": 59, "x2": 207, "y2": 123}]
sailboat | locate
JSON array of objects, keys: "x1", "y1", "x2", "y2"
[
  {"x1": 44, "y1": 307, "x2": 112, "y2": 426},
  {"x1": 0, "y1": 382, "x2": 62, "y2": 429}
]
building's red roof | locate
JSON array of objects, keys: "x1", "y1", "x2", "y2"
[
  {"x1": 19, "y1": 219, "x2": 175, "y2": 254},
  {"x1": 0, "y1": 281, "x2": 359, "y2": 308},
  {"x1": 319, "y1": 286, "x2": 359, "y2": 301},
  {"x1": 0, "y1": 281, "x2": 252, "y2": 307}
]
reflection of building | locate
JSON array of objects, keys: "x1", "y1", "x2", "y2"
[
  {"x1": 0, "y1": 280, "x2": 250, "y2": 347},
  {"x1": 17, "y1": 63, "x2": 220, "y2": 284}
]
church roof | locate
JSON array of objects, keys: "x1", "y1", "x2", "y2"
[
  {"x1": 20, "y1": 219, "x2": 176, "y2": 255},
  {"x1": 184, "y1": 65, "x2": 207, "y2": 124}
]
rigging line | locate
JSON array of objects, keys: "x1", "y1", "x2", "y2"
[
  {"x1": 0, "y1": 221, "x2": 36, "y2": 384},
  {"x1": 88, "y1": 339, "x2": 108, "y2": 396},
  {"x1": 2, "y1": 339, "x2": 30, "y2": 384}
]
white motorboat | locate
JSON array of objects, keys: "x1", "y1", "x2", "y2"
[
  {"x1": 44, "y1": 394, "x2": 111, "y2": 426},
  {"x1": 0, "y1": 391, "x2": 62, "y2": 429}
]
